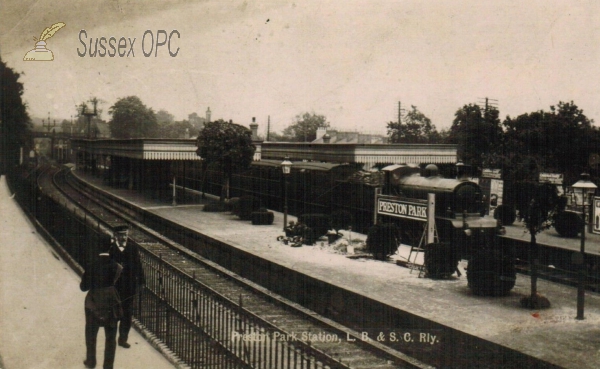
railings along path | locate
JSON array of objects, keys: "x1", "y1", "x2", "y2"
[{"x1": 41, "y1": 165, "x2": 425, "y2": 369}]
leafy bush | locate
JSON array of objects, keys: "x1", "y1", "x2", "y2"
[
  {"x1": 330, "y1": 210, "x2": 352, "y2": 234},
  {"x1": 494, "y1": 204, "x2": 516, "y2": 226},
  {"x1": 366, "y1": 223, "x2": 401, "y2": 260},
  {"x1": 424, "y1": 243, "x2": 459, "y2": 279},
  {"x1": 553, "y1": 211, "x2": 582, "y2": 238},
  {"x1": 251, "y1": 210, "x2": 274, "y2": 225},
  {"x1": 285, "y1": 221, "x2": 303, "y2": 235},
  {"x1": 238, "y1": 196, "x2": 263, "y2": 220},
  {"x1": 298, "y1": 214, "x2": 331, "y2": 239}
]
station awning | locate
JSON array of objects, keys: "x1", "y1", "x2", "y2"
[{"x1": 72, "y1": 139, "x2": 202, "y2": 160}]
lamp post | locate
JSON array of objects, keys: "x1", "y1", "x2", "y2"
[
  {"x1": 572, "y1": 173, "x2": 597, "y2": 320},
  {"x1": 281, "y1": 157, "x2": 292, "y2": 231}
]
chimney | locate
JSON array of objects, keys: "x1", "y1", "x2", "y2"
[
  {"x1": 249, "y1": 117, "x2": 259, "y2": 140},
  {"x1": 316, "y1": 126, "x2": 327, "y2": 140},
  {"x1": 322, "y1": 133, "x2": 331, "y2": 143},
  {"x1": 205, "y1": 107, "x2": 211, "y2": 123}
]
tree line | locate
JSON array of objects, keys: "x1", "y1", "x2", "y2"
[
  {"x1": 386, "y1": 101, "x2": 599, "y2": 186},
  {"x1": 1, "y1": 56, "x2": 32, "y2": 174}
]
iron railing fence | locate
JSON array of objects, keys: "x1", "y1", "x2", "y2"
[{"x1": 135, "y1": 247, "x2": 351, "y2": 369}]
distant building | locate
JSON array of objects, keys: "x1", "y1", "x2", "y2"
[
  {"x1": 312, "y1": 127, "x2": 388, "y2": 144},
  {"x1": 249, "y1": 117, "x2": 263, "y2": 161}
]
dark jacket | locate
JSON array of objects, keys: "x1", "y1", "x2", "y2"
[
  {"x1": 109, "y1": 241, "x2": 145, "y2": 299},
  {"x1": 80, "y1": 254, "x2": 121, "y2": 292}
]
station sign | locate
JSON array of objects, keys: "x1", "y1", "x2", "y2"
[
  {"x1": 481, "y1": 169, "x2": 501, "y2": 179},
  {"x1": 539, "y1": 173, "x2": 563, "y2": 185},
  {"x1": 593, "y1": 197, "x2": 600, "y2": 235},
  {"x1": 377, "y1": 196, "x2": 428, "y2": 222}
]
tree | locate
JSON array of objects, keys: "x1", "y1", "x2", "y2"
[
  {"x1": 501, "y1": 101, "x2": 596, "y2": 185},
  {"x1": 155, "y1": 109, "x2": 192, "y2": 138},
  {"x1": 156, "y1": 110, "x2": 174, "y2": 126},
  {"x1": 159, "y1": 120, "x2": 195, "y2": 139},
  {"x1": 188, "y1": 112, "x2": 206, "y2": 132},
  {"x1": 1, "y1": 57, "x2": 32, "y2": 174},
  {"x1": 60, "y1": 119, "x2": 72, "y2": 135},
  {"x1": 195, "y1": 120, "x2": 255, "y2": 201},
  {"x1": 265, "y1": 131, "x2": 293, "y2": 142},
  {"x1": 282, "y1": 112, "x2": 328, "y2": 142},
  {"x1": 518, "y1": 182, "x2": 560, "y2": 309},
  {"x1": 108, "y1": 96, "x2": 158, "y2": 138},
  {"x1": 156, "y1": 109, "x2": 174, "y2": 126},
  {"x1": 547, "y1": 101, "x2": 595, "y2": 182},
  {"x1": 447, "y1": 104, "x2": 502, "y2": 168},
  {"x1": 387, "y1": 105, "x2": 440, "y2": 143}
]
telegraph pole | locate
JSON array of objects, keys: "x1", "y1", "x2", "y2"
[
  {"x1": 397, "y1": 101, "x2": 407, "y2": 123},
  {"x1": 477, "y1": 97, "x2": 499, "y2": 113},
  {"x1": 398, "y1": 101, "x2": 406, "y2": 124},
  {"x1": 398, "y1": 101, "x2": 402, "y2": 124},
  {"x1": 267, "y1": 115, "x2": 271, "y2": 141}
]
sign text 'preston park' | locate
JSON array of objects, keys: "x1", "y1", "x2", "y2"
[{"x1": 377, "y1": 198, "x2": 428, "y2": 221}]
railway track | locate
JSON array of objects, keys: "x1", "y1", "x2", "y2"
[
  {"x1": 513, "y1": 259, "x2": 600, "y2": 292},
  {"x1": 39, "y1": 165, "x2": 428, "y2": 369}
]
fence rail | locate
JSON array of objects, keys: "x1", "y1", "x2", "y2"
[{"x1": 135, "y1": 248, "x2": 349, "y2": 369}]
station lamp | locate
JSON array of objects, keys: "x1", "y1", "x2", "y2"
[
  {"x1": 281, "y1": 157, "x2": 292, "y2": 175},
  {"x1": 572, "y1": 172, "x2": 597, "y2": 320},
  {"x1": 281, "y1": 157, "x2": 292, "y2": 231}
]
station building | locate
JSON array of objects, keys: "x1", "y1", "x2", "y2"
[{"x1": 71, "y1": 124, "x2": 458, "y2": 201}]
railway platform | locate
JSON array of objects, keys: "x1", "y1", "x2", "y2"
[
  {"x1": 69, "y1": 170, "x2": 600, "y2": 369},
  {"x1": 0, "y1": 175, "x2": 177, "y2": 369},
  {"x1": 504, "y1": 218, "x2": 600, "y2": 257}
]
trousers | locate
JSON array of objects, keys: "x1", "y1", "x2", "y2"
[
  {"x1": 118, "y1": 294, "x2": 134, "y2": 341},
  {"x1": 85, "y1": 308, "x2": 117, "y2": 369}
]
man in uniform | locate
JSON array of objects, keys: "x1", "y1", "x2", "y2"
[
  {"x1": 108, "y1": 224, "x2": 145, "y2": 349},
  {"x1": 80, "y1": 250, "x2": 122, "y2": 369}
]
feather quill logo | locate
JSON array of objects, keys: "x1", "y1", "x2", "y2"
[{"x1": 23, "y1": 22, "x2": 66, "y2": 61}]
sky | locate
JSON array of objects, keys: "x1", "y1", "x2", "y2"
[{"x1": 1, "y1": 0, "x2": 599, "y2": 136}]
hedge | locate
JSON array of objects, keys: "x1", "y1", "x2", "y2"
[
  {"x1": 366, "y1": 223, "x2": 401, "y2": 260},
  {"x1": 251, "y1": 210, "x2": 274, "y2": 225},
  {"x1": 494, "y1": 204, "x2": 516, "y2": 226},
  {"x1": 553, "y1": 211, "x2": 583, "y2": 238},
  {"x1": 238, "y1": 196, "x2": 263, "y2": 220}
]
